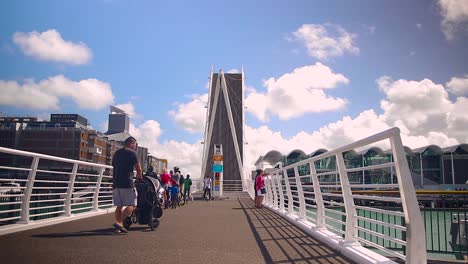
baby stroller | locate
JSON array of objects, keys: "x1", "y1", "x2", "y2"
[{"x1": 124, "y1": 176, "x2": 163, "y2": 231}]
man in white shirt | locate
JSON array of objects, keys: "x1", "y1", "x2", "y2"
[{"x1": 203, "y1": 175, "x2": 212, "y2": 200}]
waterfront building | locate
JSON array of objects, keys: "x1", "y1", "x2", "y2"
[{"x1": 255, "y1": 144, "x2": 468, "y2": 191}]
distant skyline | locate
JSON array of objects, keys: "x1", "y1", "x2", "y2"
[{"x1": 1, "y1": 0, "x2": 467, "y2": 178}]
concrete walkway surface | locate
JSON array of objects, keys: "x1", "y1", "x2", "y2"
[{"x1": 0, "y1": 198, "x2": 354, "y2": 264}]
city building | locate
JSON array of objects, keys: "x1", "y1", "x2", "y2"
[
  {"x1": 0, "y1": 114, "x2": 120, "y2": 170},
  {"x1": 147, "y1": 155, "x2": 168, "y2": 174},
  {"x1": 104, "y1": 106, "x2": 149, "y2": 171}
]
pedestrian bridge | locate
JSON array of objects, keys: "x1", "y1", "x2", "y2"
[{"x1": 0, "y1": 128, "x2": 429, "y2": 263}]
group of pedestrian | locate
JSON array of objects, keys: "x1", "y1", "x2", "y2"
[
  {"x1": 111, "y1": 136, "x2": 192, "y2": 233},
  {"x1": 154, "y1": 168, "x2": 192, "y2": 209}
]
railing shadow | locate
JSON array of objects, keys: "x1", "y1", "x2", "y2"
[{"x1": 237, "y1": 198, "x2": 354, "y2": 264}]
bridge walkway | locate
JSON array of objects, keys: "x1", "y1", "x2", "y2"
[{"x1": 0, "y1": 198, "x2": 354, "y2": 264}]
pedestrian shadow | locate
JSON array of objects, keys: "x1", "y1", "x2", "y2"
[
  {"x1": 237, "y1": 198, "x2": 355, "y2": 264},
  {"x1": 32, "y1": 226, "x2": 150, "y2": 238}
]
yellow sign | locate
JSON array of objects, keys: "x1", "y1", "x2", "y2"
[
  {"x1": 212, "y1": 155, "x2": 223, "y2": 161},
  {"x1": 214, "y1": 180, "x2": 220, "y2": 185}
]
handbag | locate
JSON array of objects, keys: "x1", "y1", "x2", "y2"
[{"x1": 260, "y1": 188, "x2": 266, "y2": 194}]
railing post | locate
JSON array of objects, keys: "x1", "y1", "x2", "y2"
[
  {"x1": 294, "y1": 166, "x2": 306, "y2": 220},
  {"x1": 390, "y1": 132, "x2": 427, "y2": 264},
  {"x1": 284, "y1": 169, "x2": 293, "y2": 214},
  {"x1": 336, "y1": 153, "x2": 358, "y2": 244},
  {"x1": 64, "y1": 163, "x2": 78, "y2": 216},
  {"x1": 310, "y1": 161, "x2": 325, "y2": 229},
  {"x1": 270, "y1": 173, "x2": 279, "y2": 209},
  {"x1": 265, "y1": 177, "x2": 272, "y2": 206},
  {"x1": 277, "y1": 172, "x2": 286, "y2": 213},
  {"x1": 19, "y1": 156, "x2": 39, "y2": 223},
  {"x1": 92, "y1": 167, "x2": 105, "y2": 211}
]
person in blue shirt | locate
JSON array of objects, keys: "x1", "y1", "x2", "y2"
[{"x1": 170, "y1": 180, "x2": 179, "y2": 209}]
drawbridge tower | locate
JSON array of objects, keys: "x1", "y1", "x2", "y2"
[{"x1": 201, "y1": 68, "x2": 244, "y2": 196}]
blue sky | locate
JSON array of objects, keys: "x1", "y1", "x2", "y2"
[{"x1": 1, "y1": 0, "x2": 468, "y2": 177}]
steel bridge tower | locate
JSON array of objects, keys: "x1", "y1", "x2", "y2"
[{"x1": 201, "y1": 68, "x2": 244, "y2": 195}]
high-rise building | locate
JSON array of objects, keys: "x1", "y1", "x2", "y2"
[{"x1": 201, "y1": 69, "x2": 244, "y2": 191}]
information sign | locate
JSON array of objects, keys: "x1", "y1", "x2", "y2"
[
  {"x1": 213, "y1": 155, "x2": 223, "y2": 161},
  {"x1": 212, "y1": 164, "x2": 223, "y2": 172}
]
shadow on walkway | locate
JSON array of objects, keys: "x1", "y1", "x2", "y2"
[
  {"x1": 237, "y1": 198, "x2": 354, "y2": 264},
  {"x1": 31, "y1": 226, "x2": 150, "y2": 238}
]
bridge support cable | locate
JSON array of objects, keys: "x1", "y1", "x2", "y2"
[
  {"x1": 200, "y1": 71, "x2": 221, "y2": 179},
  {"x1": 220, "y1": 70, "x2": 244, "y2": 181}
]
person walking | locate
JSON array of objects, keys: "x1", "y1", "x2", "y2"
[
  {"x1": 112, "y1": 136, "x2": 142, "y2": 233},
  {"x1": 255, "y1": 170, "x2": 266, "y2": 208},
  {"x1": 184, "y1": 174, "x2": 192, "y2": 201},
  {"x1": 179, "y1": 173, "x2": 185, "y2": 197},
  {"x1": 144, "y1": 166, "x2": 157, "y2": 178},
  {"x1": 203, "y1": 175, "x2": 212, "y2": 201},
  {"x1": 160, "y1": 169, "x2": 171, "y2": 208}
]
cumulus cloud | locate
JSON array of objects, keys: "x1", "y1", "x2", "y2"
[
  {"x1": 245, "y1": 63, "x2": 349, "y2": 121},
  {"x1": 446, "y1": 75, "x2": 468, "y2": 95},
  {"x1": 290, "y1": 24, "x2": 359, "y2": 60},
  {"x1": 115, "y1": 102, "x2": 139, "y2": 118},
  {"x1": 128, "y1": 119, "x2": 203, "y2": 178},
  {"x1": 227, "y1": 69, "x2": 241, "y2": 73},
  {"x1": 13, "y1": 29, "x2": 92, "y2": 65},
  {"x1": 159, "y1": 73, "x2": 467, "y2": 179},
  {"x1": 0, "y1": 75, "x2": 114, "y2": 110},
  {"x1": 378, "y1": 76, "x2": 453, "y2": 135},
  {"x1": 168, "y1": 94, "x2": 208, "y2": 133},
  {"x1": 438, "y1": 0, "x2": 468, "y2": 40}
]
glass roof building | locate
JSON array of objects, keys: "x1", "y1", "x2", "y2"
[{"x1": 254, "y1": 144, "x2": 468, "y2": 190}]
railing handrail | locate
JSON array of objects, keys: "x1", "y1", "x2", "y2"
[
  {"x1": 0, "y1": 146, "x2": 114, "y2": 236},
  {"x1": 252, "y1": 127, "x2": 427, "y2": 264},
  {"x1": 0, "y1": 146, "x2": 112, "y2": 169},
  {"x1": 270, "y1": 127, "x2": 400, "y2": 172}
]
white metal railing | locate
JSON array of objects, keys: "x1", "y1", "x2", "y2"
[
  {"x1": 191, "y1": 178, "x2": 251, "y2": 198},
  {"x1": 248, "y1": 128, "x2": 426, "y2": 264},
  {"x1": 0, "y1": 146, "x2": 114, "y2": 235}
]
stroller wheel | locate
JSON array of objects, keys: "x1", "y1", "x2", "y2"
[
  {"x1": 149, "y1": 219, "x2": 160, "y2": 231},
  {"x1": 123, "y1": 217, "x2": 132, "y2": 229}
]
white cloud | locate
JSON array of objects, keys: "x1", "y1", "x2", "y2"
[
  {"x1": 243, "y1": 76, "x2": 466, "y2": 172},
  {"x1": 446, "y1": 75, "x2": 468, "y2": 95},
  {"x1": 160, "y1": 75, "x2": 467, "y2": 180},
  {"x1": 227, "y1": 69, "x2": 241, "y2": 73},
  {"x1": 168, "y1": 94, "x2": 208, "y2": 133},
  {"x1": 0, "y1": 75, "x2": 114, "y2": 110},
  {"x1": 378, "y1": 76, "x2": 453, "y2": 135},
  {"x1": 128, "y1": 119, "x2": 203, "y2": 178},
  {"x1": 438, "y1": 0, "x2": 468, "y2": 40},
  {"x1": 245, "y1": 63, "x2": 349, "y2": 121},
  {"x1": 290, "y1": 24, "x2": 359, "y2": 60},
  {"x1": 115, "y1": 102, "x2": 139, "y2": 118},
  {"x1": 13, "y1": 29, "x2": 92, "y2": 65},
  {"x1": 447, "y1": 97, "x2": 468, "y2": 140}
]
